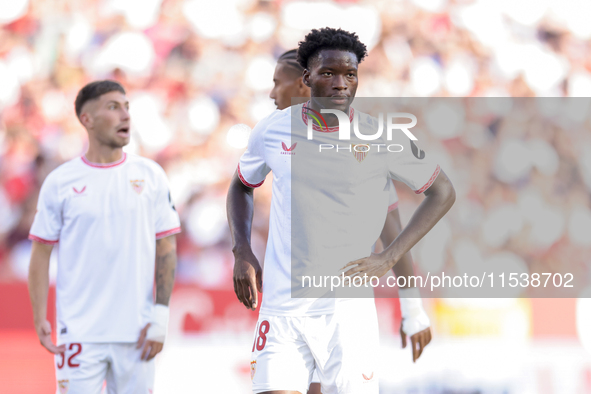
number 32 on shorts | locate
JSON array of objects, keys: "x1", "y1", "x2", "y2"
[
  {"x1": 56, "y1": 343, "x2": 82, "y2": 369},
  {"x1": 252, "y1": 320, "x2": 270, "y2": 352}
]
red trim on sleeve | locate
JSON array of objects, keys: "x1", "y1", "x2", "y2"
[
  {"x1": 415, "y1": 165, "x2": 441, "y2": 194},
  {"x1": 388, "y1": 201, "x2": 399, "y2": 212},
  {"x1": 29, "y1": 234, "x2": 59, "y2": 245},
  {"x1": 81, "y1": 153, "x2": 127, "y2": 169},
  {"x1": 156, "y1": 227, "x2": 181, "y2": 240},
  {"x1": 237, "y1": 164, "x2": 264, "y2": 188}
]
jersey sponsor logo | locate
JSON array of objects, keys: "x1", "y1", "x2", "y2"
[
  {"x1": 281, "y1": 142, "x2": 297, "y2": 155},
  {"x1": 60, "y1": 327, "x2": 67, "y2": 335},
  {"x1": 362, "y1": 372, "x2": 374, "y2": 381},
  {"x1": 130, "y1": 179, "x2": 145, "y2": 194},
  {"x1": 168, "y1": 191, "x2": 176, "y2": 211},
  {"x1": 250, "y1": 360, "x2": 257, "y2": 380},
  {"x1": 352, "y1": 144, "x2": 369, "y2": 163},
  {"x1": 58, "y1": 379, "x2": 69, "y2": 394},
  {"x1": 72, "y1": 186, "x2": 86, "y2": 194},
  {"x1": 410, "y1": 140, "x2": 425, "y2": 160}
]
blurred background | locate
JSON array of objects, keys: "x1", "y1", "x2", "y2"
[{"x1": 2, "y1": 0, "x2": 591, "y2": 392}]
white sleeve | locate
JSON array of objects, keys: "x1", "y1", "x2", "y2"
[
  {"x1": 29, "y1": 173, "x2": 62, "y2": 244},
  {"x1": 154, "y1": 166, "x2": 181, "y2": 239},
  {"x1": 387, "y1": 180, "x2": 399, "y2": 212},
  {"x1": 237, "y1": 117, "x2": 271, "y2": 188},
  {"x1": 387, "y1": 137, "x2": 441, "y2": 194}
]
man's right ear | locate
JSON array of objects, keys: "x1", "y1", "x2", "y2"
[
  {"x1": 302, "y1": 69, "x2": 311, "y2": 88},
  {"x1": 79, "y1": 112, "x2": 92, "y2": 129}
]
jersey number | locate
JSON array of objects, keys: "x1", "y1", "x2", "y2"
[
  {"x1": 252, "y1": 320, "x2": 270, "y2": 352},
  {"x1": 57, "y1": 343, "x2": 82, "y2": 369}
]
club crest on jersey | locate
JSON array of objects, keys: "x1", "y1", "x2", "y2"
[
  {"x1": 58, "y1": 379, "x2": 69, "y2": 394},
  {"x1": 352, "y1": 144, "x2": 369, "y2": 163},
  {"x1": 130, "y1": 179, "x2": 144, "y2": 194},
  {"x1": 72, "y1": 186, "x2": 86, "y2": 194},
  {"x1": 250, "y1": 360, "x2": 257, "y2": 380},
  {"x1": 281, "y1": 142, "x2": 296, "y2": 155}
]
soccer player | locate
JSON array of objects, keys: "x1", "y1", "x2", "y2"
[
  {"x1": 228, "y1": 27, "x2": 455, "y2": 394},
  {"x1": 28, "y1": 80, "x2": 180, "y2": 394},
  {"x1": 269, "y1": 49, "x2": 433, "y2": 394}
]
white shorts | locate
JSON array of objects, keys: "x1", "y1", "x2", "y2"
[
  {"x1": 54, "y1": 342, "x2": 155, "y2": 394},
  {"x1": 250, "y1": 299, "x2": 379, "y2": 394}
]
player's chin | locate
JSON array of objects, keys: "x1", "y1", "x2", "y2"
[
  {"x1": 111, "y1": 136, "x2": 130, "y2": 148},
  {"x1": 327, "y1": 97, "x2": 351, "y2": 110}
]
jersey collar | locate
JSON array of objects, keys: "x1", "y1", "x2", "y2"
[
  {"x1": 81, "y1": 153, "x2": 127, "y2": 169},
  {"x1": 301, "y1": 101, "x2": 354, "y2": 133}
]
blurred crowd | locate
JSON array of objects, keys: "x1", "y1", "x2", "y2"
[{"x1": 1, "y1": 0, "x2": 591, "y2": 296}]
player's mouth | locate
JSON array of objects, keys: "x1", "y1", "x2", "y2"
[
  {"x1": 330, "y1": 95, "x2": 349, "y2": 105},
  {"x1": 117, "y1": 127, "x2": 130, "y2": 137}
]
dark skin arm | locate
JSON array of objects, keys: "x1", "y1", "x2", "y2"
[
  {"x1": 227, "y1": 171, "x2": 263, "y2": 311},
  {"x1": 137, "y1": 234, "x2": 177, "y2": 361},
  {"x1": 380, "y1": 208, "x2": 432, "y2": 363},
  {"x1": 342, "y1": 170, "x2": 455, "y2": 281}
]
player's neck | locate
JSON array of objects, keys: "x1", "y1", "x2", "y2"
[
  {"x1": 308, "y1": 99, "x2": 350, "y2": 128},
  {"x1": 84, "y1": 145, "x2": 124, "y2": 164}
]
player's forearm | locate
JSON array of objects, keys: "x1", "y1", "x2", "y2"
[
  {"x1": 380, "y1": 210, "x2": 415, "y2": 288},
  {"x1": 227, "y1": 171, "x2": 255, "y2": 255},
  {"x1": 382, "y1": 171, "x2": 455, "y2": 269},
  {"x1": 155, "y1": 235, "x2": 177, "y2": 306},
  {"x1": 28, "y1": 242, "x2": 53, "y2": 326}
]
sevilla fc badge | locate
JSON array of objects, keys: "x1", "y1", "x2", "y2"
[
  {"x1": 58, "y1": 379, "x2": 69, "y2": 394},
  {"x1": 130, "y1": 179, "x2": 145, "y2": 194},
  {"x1": 250, "y1": 360, "x2": 257, "y2": 380},
  {"x1": 352, "y1": 144, "x2": 369, "y2": 163}
]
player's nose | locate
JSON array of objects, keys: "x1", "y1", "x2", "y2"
[
  {"x1": 332, "y1": 75, "x2": 347, "y2": 90},
  {"x1": 121, "y1": 107, "x2": 130, "y2": 121}
]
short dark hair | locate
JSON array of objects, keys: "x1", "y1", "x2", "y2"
[
  {"x1": 75, "y1": 80, "x2": 126, "y2": 118},
  {"x1": 278, "y1": 49, "x2": 304, "y2": 77},
  {"x1": 296, "y1": 27, "x2": 368, "y2": 70}
]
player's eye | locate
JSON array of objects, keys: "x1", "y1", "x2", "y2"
[{"x1": 323, "y1": 72, "x2": 332, "y2": 76}]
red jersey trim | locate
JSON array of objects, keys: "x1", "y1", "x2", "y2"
[
  {"x1": 301, "y1": 101, "x2": 354, "y2": 133},
  {"x1": 415, "y1": 165, "x2": 441, "y2": 194},
  {"x1": 388, "y1": 201, "x2": 399, "y2": 212},
  {"x1": 29, "y1": 234, "x2": 59, "y2": 245},
  {"x1": 237, "y1": 164, "x2": 264, "y2": 188},
  {"x1": 156, "y1": 227, "x2": 181, "y2": 240},
  {"x1": 81, "y1": 153, "x2": 127, "y2": 169}
]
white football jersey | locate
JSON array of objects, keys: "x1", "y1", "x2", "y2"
[
  {"x1": 238, "y1": 102, "x2": 439, "y2": 316},
  {"x1": 29, "y1": 153, "x2": 181, "y2": 343},
  {"x1": 387, "y1": 179, "x2": 399, "y2": 212}
]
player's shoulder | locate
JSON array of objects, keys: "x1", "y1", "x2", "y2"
[
  {"x1": 125, "y1": 153, "x2": 166, "y2": 175},
  {"x1": 255, "y1": 107, "x2": 291, "y2": 130},
  {"x1": 43, "y1": 156, "x2": 86, "y2": 184}
]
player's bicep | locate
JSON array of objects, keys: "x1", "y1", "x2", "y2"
[
  {"x1": 156, "y1": 234, "x2": 176, "y2": 256},
  {"x1": 422, "y1": 168, "x2": 455, "y2": 201}
]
